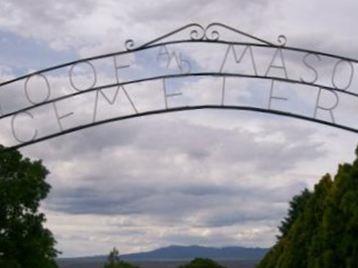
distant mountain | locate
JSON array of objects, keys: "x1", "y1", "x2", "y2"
[
  {"x1": 120, "y1": 245, "x2": 268, "y2": 261},
  {"x1": 59, "y1": 245, "x2": 268, "y2": 262},
  {"x1": 57, "y1": 245, "x2": 268, "y2": 268}
]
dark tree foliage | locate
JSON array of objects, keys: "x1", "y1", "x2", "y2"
[
  {"x1": 179, "y1": 258, "x2": 226, "y2": 268},
  {"x1": 258, "y1": 147, "x2": 358, "y2": 268},
  {"x1": 104, "y1": 247, "x2": 138, "y2": 268},
  {"x1": 0, "y1": 145, "x2": 59, "y2": 268}
]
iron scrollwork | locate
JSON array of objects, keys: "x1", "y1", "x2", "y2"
[{"x1": 125, "y1": 22, "x2": 287, "y2": 50}]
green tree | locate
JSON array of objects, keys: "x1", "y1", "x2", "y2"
[
  {"x1": 258, "y1": 147, "x2": 358, "y2": 268},
  {"x1": 104, "y1": 247, "x2": 138, "y2": 268},
  {"x1": 179, "y1": 258, "x2": 226, "y2": 268},
  {"x1": 277, "y1": 188, "x2": 311, "y2": 238},
  {"x1": 0, "y1": 145, "x2": 59, "y2": 267}
]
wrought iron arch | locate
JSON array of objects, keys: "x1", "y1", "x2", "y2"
[{"x1": 1, "y1": 22, "x2": 358, "y2": 151}]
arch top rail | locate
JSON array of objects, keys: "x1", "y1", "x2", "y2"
[{"x1": 1, "y1": 22, "x2": 358, "y2": 88}]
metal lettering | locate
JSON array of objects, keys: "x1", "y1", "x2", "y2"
[
  {"x1": 331, "y1": 59, "x2": 354, "y2": 91},
  {"x1": 113, "y1": 57, "x2": 138, "y2": 113},
  {"x1": 300, "y1": 53, "x2": 321, "y2": 84},
  {"x1": 11, "y1": 112, "x2": 38, "y2": 143},
  {"x1": 219, "y1": 45, "x2": 258, "y2": 75},
  {"x1": 53, "y1": 102, "x2": 74, "y2": 131},
  {"x1": 162, "y1": 78, "x2": 182, "y2": 109},
  {"x1": 314, "y1": 88, "x2": 339, "y2": 123},
  {"x1": 157, "y1": 45, "x2": 191, "y2": 74},
  {"x1": 268, "y1": 80, "x2": 287, "y2": 109},
  {"x1": 265, "y1": 48, "x2": 288, "y2": 79},
  {"x1": 221, "y1": 77, "x2": 226, "y2": 106},
  {"x1": 24, "y1": 74, "x2": 51, "y2": 105},
  {"x1": 69, "y1": 61, "x2": 97, "y2": 92}
]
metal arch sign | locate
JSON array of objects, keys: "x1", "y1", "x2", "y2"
[{"x1": 1, "y1": 22, "x2": 358, "y2": 151}]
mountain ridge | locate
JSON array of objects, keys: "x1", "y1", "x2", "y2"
[{"x1": 59, "y1": 245, "x2": 268, "y2": 261}]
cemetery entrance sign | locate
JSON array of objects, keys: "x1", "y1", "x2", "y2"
[{"x1": 1, "y1": 23, "x2": 358, "y2": 151}]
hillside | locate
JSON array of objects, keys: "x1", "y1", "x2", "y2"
[{"x1": 57, "y1": 245, "x2": 268, "y2": 268}]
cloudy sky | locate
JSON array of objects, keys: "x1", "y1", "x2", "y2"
[{"x1": 1, "y1": 0, "x2": 358, "y2": 258}]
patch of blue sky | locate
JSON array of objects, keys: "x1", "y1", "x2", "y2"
[{"x1": 0, "y1": 30, "x2": 77, "y2": 77}]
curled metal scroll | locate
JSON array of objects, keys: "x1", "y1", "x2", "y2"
[
  {"x1": 277, "y1": 35, "x2": 287, "y2": 46},
  {"x1": 204, "y1": 23, "x2": 221, "y2": 41},
  {"x1": 204, "y1": 23, "x2": 274, "y2": 45},
  {"x1": 189, "y1": 24, "x2": 206, "y2": 40},
  {"x1": 125, "y1": 23, "x2": 205, "y2": 51},
  {"x1": 125, "y1": 39, "x2": 135, "y2": 51},
  {"x1": 124, "y1": 22, "x2": 281, "y2": 50}
]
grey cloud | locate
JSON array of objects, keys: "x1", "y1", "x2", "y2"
[
  {"x1": 34, "y1": 113, "x2": 325, "y2": 175},
  {"x1": 45, "y1": 163, "x2": 309, "y2": 230},
  {"x1": 32, "y1": 112, "x2": 324, "y2": 224},
  {"x1": 3, "y1": 0, "x2": 358, "y2": 257},
  {"x1": 0, "y1": 0, "x2": 95, "y2": 34}
]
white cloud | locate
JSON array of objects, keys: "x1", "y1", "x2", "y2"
[{"x1": 1, "y1": 0, "x2": 358, "y2": 258}]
